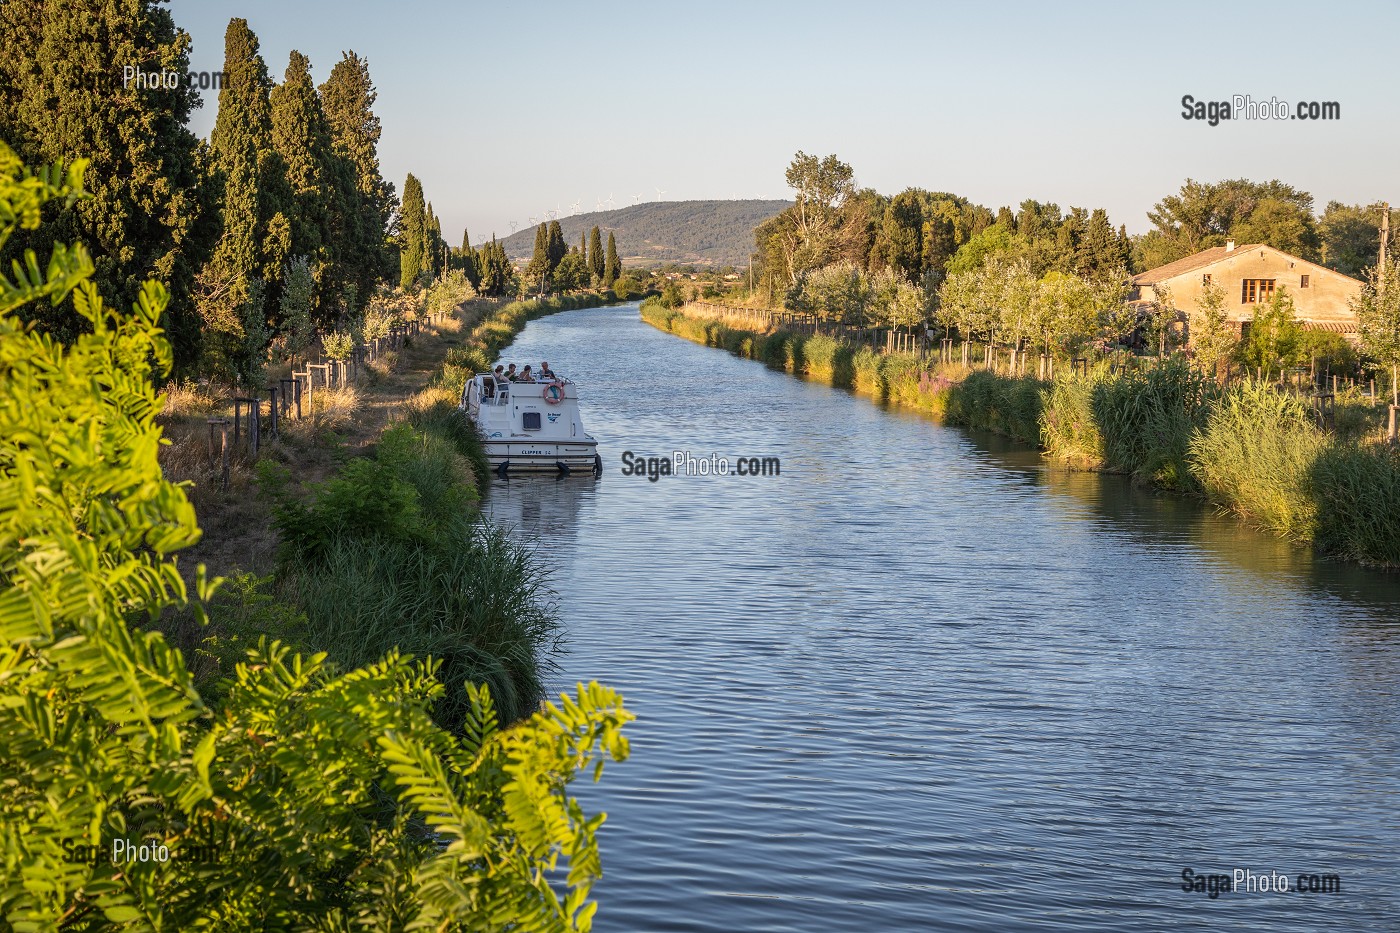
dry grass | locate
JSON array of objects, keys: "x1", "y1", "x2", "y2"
[{"x1": 161, "y1": 380, "x2": 227, "y2": 419}]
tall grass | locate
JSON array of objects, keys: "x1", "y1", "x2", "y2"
[
  {"x1": 1309, "y1": 443, "x2": 1400, "y2": 565},
  {"x1": 944, "y1": 370, "x2": 1045, "y2": 444},
  {"x1": 1089, "y1": 360, "x2": 1217, "y2": 489},
  {"x1": 1187, "y1": 381, "x2": 1328, "y2": 539},
  {"x1": 279, "y1": 517, "x2": 557, "y2": 728}
]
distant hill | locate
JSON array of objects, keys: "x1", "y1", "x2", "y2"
[{"x1": 499, "y1": 199, "x2": 790, "y2": 269}]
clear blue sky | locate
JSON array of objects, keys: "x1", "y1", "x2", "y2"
[{"x1": 169, "y1": 0, "x2": 1399, "y2": 244}]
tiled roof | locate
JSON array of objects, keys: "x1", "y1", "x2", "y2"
[
  {"x1": 1301, "y1": 320, "x2": 1357, "y2": 334},
  {"x1": 1132, "y1": 245, "x2": 1265, "y2": 286}
]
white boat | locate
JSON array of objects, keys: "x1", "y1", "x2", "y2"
[{"x1": 460, "y1": 373, "x2": 601, "y2": 476}]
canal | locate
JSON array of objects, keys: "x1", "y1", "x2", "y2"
[{"x1": 483, "y1": 302, "x2": 1399, "y2": 932}]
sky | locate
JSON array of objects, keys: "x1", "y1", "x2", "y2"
[{"x1": 168, "y1": 0, "x2": 1400, "y2": 244}]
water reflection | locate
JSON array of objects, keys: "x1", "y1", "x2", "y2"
[{"x1": 482, "y1": 303, "x2": 1400, "y2": 933}]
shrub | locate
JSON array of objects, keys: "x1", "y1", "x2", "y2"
[{"x1": 322, "y1": 329, "x2": 354, "y2": 361}]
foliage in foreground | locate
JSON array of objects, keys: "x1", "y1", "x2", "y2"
[{"x1": 0, "y1": 144, "x2": 631, "y2": 931}]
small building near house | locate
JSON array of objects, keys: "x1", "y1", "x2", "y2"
[{"x1": 1130, "y1": 241, "x2": 1363, "y2": 340}]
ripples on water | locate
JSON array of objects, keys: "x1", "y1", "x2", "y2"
[{"x1": 483, "y1": 304, "x2": 1400, "y2": 932}]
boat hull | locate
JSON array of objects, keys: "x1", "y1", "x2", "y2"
[{"x1": 482, "y1": 438, "x2": 599, "y2": 474}]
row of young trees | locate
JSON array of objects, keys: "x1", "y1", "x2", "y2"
[
  {"x1": 0, "y1": 3, "x2": 424, "y2": 381},
  {"x1": 522, "y1": 221, "x2": 621, "y2": 295},
  {"x1": 752, "y1": 152, "x2": 1399, "y2": 387}
]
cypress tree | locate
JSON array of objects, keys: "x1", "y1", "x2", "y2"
[
  {"x1": 426, "y1": 203, "x2": 443, "y2": 278},
  {"x1": 269, "y1": 50, "x2": 339, "y2": 320},
  {"x1": 320, "y1": 50, "x2": 396, "y2": 302},
  {"x1": 399, "y1": 173, "x2": 426, "y2": 288},
  {"x1": 604, "y1": 231, "x2": 620, "y2": 286},
  {"x1": 588, "y1": 226, "x2": 604, "y2": 281},
  {"x1": 546, "y1": 220, "x2": 566, "y2": 272},
  {"x1": 579, "y1": 232, "x2": 587, "y2": 264},
  {"x1": 526, "y1": 223, "x2": 549, "y2": 292},
  {"x1": 200, "y1": 17, "x2": 292, "y2": 379},
  {"x1": 461, "y1": 229, "x2": 480, "y2": 287},
  {"x1": 0, "y1": 0, "x2": 214, "y2": 371}
]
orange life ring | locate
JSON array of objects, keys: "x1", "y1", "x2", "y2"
[{"x1": 542, "y1": 382, "x2": 564, "y2": 404}]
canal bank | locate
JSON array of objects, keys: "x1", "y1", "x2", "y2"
[
  {"x1": 641, "y1": 299, "x2": 1400, "y2": 568},
  {"x1": 486, "y1": 301, "x2": 1399, "y2": 933}
]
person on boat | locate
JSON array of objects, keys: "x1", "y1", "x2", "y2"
[
  {"x1": 484, "y1": 365, "x2": 504, "y2": 399},
  {"x1": 520, "y1": 365, "x2": 534, "y2": 382},
  {"x1": 505, "y1": 363, "x2": 518, "y2": 382},
  {"x1": 539, "y1": 361, "x2": 556, "y2": 380}
]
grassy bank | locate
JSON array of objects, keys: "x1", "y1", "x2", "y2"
[
  {"x1": 643, "y1": 299, "x2": 1400, "y2": 567},
  {"x1": 161, "y1": 293, "x2": 622, "y2": 727}
]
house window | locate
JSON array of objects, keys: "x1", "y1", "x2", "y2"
[
  {"x1": 1241, "y1": 279, "x2": 1276, "y2": 303},
  {"x1": 1301, "y1": 274, "x2": 1310, "y2": 288},
  {"x1": 1202, "y1": 273, "x2": 1212, "y2": 285}
]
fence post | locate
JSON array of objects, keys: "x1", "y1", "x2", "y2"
[
  {"x1": 249, "y1": 400, "x2": 260, "y2": 458},
  {"x1": 219, "y1": 422, "x2": 230, "y2": 491},
  {"x1": 268, "y1": 386, "x2": 279, "y2": 438},
  {"x1": 279, "y1": 378, "x2": 295, "y2": 419},
  {"x1": 1390, "y1": 405, "x2": 1399, "y2": 444}
]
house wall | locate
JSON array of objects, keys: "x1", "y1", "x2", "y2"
[{"x1": 1149, "y1": 246, "x2": 1360, "y2": 326}]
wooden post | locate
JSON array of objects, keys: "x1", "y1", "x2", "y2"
[
  {"x1": 294, "y1": 375, "x2": 303, "y2": 419},
  {"x1": 249, "y1": 400, "x2": 259, "y2": 458},
  {"x1": 1389, "y1": 405, "x2": 1399, "y2": 445},
  {"x1": 232, "y1": 398, "x2": 243, "y2": 448},
  {"x1": 220, "y1": 422, "x2": 230, "y2": 490},
  {"x1": 280, "y1": 378, "x2": 295, "y2": 418},
  {"x1": 268, "y1": 386, "x2": 279, "y2": 438}
]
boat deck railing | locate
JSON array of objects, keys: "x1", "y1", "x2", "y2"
[{"x1": 473, "y1": 373, "x2": 576, "y2": 406}]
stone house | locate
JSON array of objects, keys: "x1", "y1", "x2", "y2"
[{"x1": 1130, "y1": 241, "x2": 1363, "y2": 340}]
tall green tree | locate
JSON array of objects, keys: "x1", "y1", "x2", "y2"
[
  {"x1": 460, "y1": 228, "x2": 480, "y2": 288},
  {"x1": 426, "y1": 201, "x2": 443, "y2": 277},
  {"x1": 588, "y1": 225, "x2": 604, "y2": 281},
  {"x1": 546, "y1": 219, "x2": 566, "y2": 272},
  {"x1": 319, "y1": 51, "x2": 396, "y2": 302},
  {"x1": 1139, "y1": 178, "x2": 1319, "y2": 269},
  {"x1": 604, "y1": 231, "x2": 620, "y2": 287},
  {"x1": 198, "y1": 17, "x2": 291, "y2": 380},
  {"x1": 269, "y1": 50, "x2": 338, "y2": 319},
  {"x1": 477, "y1": 236, "x2": 510, "y2": 296},
  {"x1": 398, "y1": 173, "x2": 427, "y2": 289},
  {"x1": 0, "y1": 0, "x2": 214, "y2": 371},
  {"x1": 525, "y1": 223, "x2": 549, "y2": 294},
  {"x1": 1319, "y1": 202, "x2": 1398, "y2": 277}
]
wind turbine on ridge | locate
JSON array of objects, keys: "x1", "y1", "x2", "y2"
[{"x1": 655, "y1": 186, "x2": 667, "y2": 200}]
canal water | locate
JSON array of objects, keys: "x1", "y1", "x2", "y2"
[{"x1": 483, "y1": 303, "x2": 1399, "y2": 932}]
